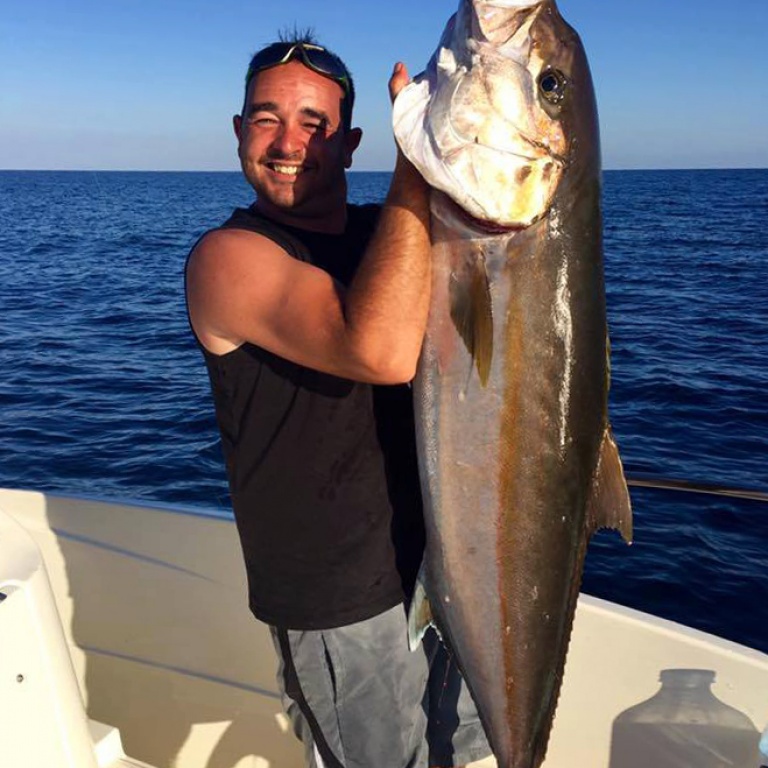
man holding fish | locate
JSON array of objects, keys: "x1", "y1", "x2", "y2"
[
  {"x1": 186, "y1": 28, "x2": 491, "y2": 768},
  {"x1": 187, "y1": 0, "x2": 632, "y2": 766}
]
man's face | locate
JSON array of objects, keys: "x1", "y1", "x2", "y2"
[{"x1": 233, "y1": 60, "x2": 362, "y2": 226}]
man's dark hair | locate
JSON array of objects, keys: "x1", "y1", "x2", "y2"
[{"x1": 242, "y1": 29, "x2": 356, "y2": 131}]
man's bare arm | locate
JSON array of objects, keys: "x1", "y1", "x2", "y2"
[{"x1": 342, "y1": 150, "x2": 430, "y2": 381}]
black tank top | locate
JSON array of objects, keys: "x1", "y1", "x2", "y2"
[{"x1": 188, "y1": 204, "x2": 425, "y2": 630}]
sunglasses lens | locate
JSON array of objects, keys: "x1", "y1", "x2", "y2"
[
  {"x1": 246, "y1": 43, "x2": 350, "y2": 96},
  {"x1": 303, "y1": 49, "x2": 347, "y2": 82}
]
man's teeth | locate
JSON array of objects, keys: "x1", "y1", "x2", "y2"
[{"x1": 271, "y1": 164, "x2": 302, "y2": 175}]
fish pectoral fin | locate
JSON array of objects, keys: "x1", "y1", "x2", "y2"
[
  {"x1": 449, "y1": 253, "x2": 493, "y2": 387},
  {"x1": 587, "y1": 427, "x2": 633, "y2": 544},
  {"x1": 407, "y1": 563, "x2": 434, "y2": 651}
]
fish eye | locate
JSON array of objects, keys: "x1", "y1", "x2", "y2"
[{"x1": 538, "y1": 69, "x2": 568, "y2": 104}]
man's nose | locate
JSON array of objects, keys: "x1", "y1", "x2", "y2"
[{"x1": 269, "y1": 122, "x2": 303, "y2": 156}]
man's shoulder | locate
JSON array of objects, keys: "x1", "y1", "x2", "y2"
[
  {"x1": 194, "y1": 206, "x2": 308, "y2": 261},
  {"x1": 195, "y1": 223, "x2": 272, "y2": 252},
  {"x1": 188, "y1": 225, "x2": 287, "y2": 277}
]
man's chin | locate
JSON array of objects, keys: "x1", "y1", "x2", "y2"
[
  {"x1": 246, "y1": 174, "x2": 300, "y2": 207},
  {"x1": 246, "y1": 168, "x2": 348, "y2": 226}
]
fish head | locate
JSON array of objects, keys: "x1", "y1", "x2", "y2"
[{"x1": 394, "y1": 0, "x2": 599, "y2": 230}]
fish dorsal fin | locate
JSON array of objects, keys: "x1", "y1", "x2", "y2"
[
  {"x1": 449, "y1": 250, "x2": 493, "y2": 387},
  {"x1": 587, "y1": 427, "x2": 633, "y2": 544}
]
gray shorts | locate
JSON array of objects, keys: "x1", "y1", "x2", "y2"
[{"x1": 270, "y1": 603, "x2": 491, "y2": 768}]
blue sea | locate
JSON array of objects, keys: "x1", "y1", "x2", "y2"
[{"x1": 0, "y1": 169, "x2": 766, "y2": 653}]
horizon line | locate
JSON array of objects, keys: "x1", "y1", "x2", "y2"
[{"x1": 1, "y1": 166, "x2": 767, "y2": 174}]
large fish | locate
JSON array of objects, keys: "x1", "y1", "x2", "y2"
[{"x1": 393, "y1": 2, "x2": 633, "y2": 767}]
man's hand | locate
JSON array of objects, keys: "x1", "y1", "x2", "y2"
[{"x1": 389, "y1": 62, "x2": 411, "y2": 103}]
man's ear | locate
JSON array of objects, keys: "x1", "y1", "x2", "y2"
[
  {"x1": 344, "y1": 127, "x2": 363, "y2": 169},
  {"x1": 233, "y1": 114, "x2": 243, "y2": 142}
]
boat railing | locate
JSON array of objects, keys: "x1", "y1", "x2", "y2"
[{"x1": 626, "y1": 473, "x2": 768, "y2": 503}]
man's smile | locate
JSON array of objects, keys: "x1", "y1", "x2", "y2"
[{"x1": 266, "y1": 162, "x2": 305, "y2": 177}]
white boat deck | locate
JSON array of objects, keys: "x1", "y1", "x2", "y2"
[{"x1": 1, "y1": 487, "x2": 766, "y2": 768}]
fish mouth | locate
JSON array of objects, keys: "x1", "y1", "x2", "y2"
[
  {"x1": 435, "y1": 189, "x2": 535, "y2": 234},
  {"x1": 461, "y1": 210, "x2": 531, "y2": 234}
]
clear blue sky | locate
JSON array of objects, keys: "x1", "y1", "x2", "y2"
[{"x1": 3, "y1": 0, "x2": 767, "y2": 171}]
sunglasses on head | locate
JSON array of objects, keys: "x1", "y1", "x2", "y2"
[{"x1": 245, "y1": 42, "x2": 352, "y2": 100}]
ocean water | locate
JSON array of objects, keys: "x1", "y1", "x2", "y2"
[{"x1": 0, "y1": 168, "x2": 766, "y2": 653}]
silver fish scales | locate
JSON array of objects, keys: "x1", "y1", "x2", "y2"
[{"x1": 394, "y1": 2, "x2": 633, "y2": 766}]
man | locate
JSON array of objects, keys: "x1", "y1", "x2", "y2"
[{"x1": 185, "y1": 34, "x2": 491, "y2": 768}]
